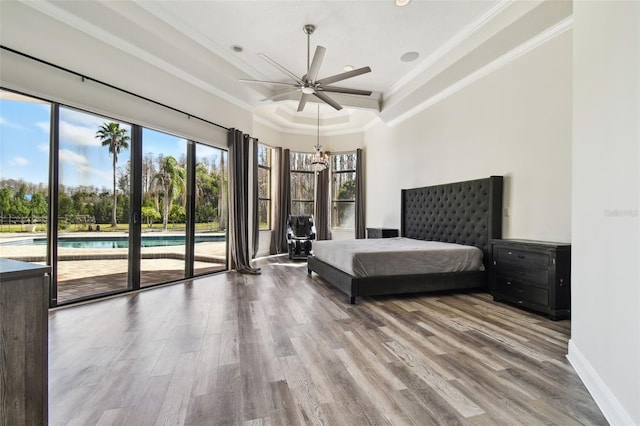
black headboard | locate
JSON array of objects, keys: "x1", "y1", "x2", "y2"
[{"x1": 401, "y1": 176, "x2": 503, "y2": 268}]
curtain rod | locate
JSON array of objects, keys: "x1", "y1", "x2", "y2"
[{"x1": 1, "y1": 45, "x2": 230, "y2": 132}]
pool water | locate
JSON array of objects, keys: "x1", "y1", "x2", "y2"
[{"x1": 5, "y1": 235, "x2": 225, "y2": 249}]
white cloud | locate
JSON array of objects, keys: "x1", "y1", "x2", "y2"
[
  {"x1": 59, "y1": 121, "x2": 102, "y2": 147},
  {"x1": 59, "y1": 148, "x2": 112, "y2": 184},
  {"x1": 59, "y1": 148, "x2": 89, "y2": 167},
  {"x1": 60, "y1": 108, "x2": 108, "y2": 128},
  {"x1": 35, "y1": 121, "x2": 49, "y2": 133},
  {"x1": 9, "y1": 156, "x2": 29, "y2": 166},
  {"x1": 0, "y1": 115, "x2": 25, "y2": 129},
  {"x1": 37, "y1": 143, "x2": 49, "y2": 152}
]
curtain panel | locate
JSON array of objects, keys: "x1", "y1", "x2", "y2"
[
  {"x1": 228, "y1": 129, "x2": 260, "y2": 274},
  {"x1": 252, "y1": 138, "x2": 259, "y2": 258},
  {"x1": 355, "y1": 148, "x2": 366, "y2": 239},
  {"x1": 270, "y1": 147, "x2": 291, "y2": 254}
]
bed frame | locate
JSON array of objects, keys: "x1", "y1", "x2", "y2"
[{"x1": 307, "y1": 176, "x2": 503, "y2": 303}]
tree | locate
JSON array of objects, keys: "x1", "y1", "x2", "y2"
[
  {"x1": 0, "y1": 187, "x2": 11, "y2": 216},
  {"x1": 96, "y1": 122, "x2": 130, "y2": 227},
  {"x1": 150, "y1": 155, "x2": 185, "y2": 230},
  {"x1": 218, "y1": 152, "x2": 227, "y2": 230},
  {"x1": 29, "y1": 193, "x2": 48, "y2": 217},
  {"x1": 141, "y1": 206, "x2": 161, "y2": 228}
]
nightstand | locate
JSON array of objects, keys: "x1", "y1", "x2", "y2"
[
  {"x1": 366, "y1": 228, "x2": 399, "y2": 239},
  {"x1": 490, "y1": 239, "x2": 571, "y2": 320}
]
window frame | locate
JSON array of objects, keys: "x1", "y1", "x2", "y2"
[
  {"x1": 257, "y1": 144, "x2": 272, "y2": 230},
  {"x1": 289, "y1": 151, "x2": 316, "y2": 216},
  {"x1": 330, "y1": 152, "x2": 357, "y2": 230}
]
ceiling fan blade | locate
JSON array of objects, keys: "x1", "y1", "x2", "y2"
[
  {"x1": 259, "y1": 53, "x2": 304, "y2": 84},
  {"x1": 307, "y1": 45, "x2": 326, "y2": 82},
  {"x1": 261, "y1": 88, "x2": 298, "y2": 102},
  {"x1": 317, "y1": 66, "x2": 371, "y2": 86},
  {"x1": 313, "y1": 91, "x2": 342, "y2": 111},
  {"x1": 319, "y1": 86, "x2": 372, "y2": 96},
  {"x1": 297, "y1": 93, "x2": 311, "y2": 112},
  {"x1": 239, "y1": 79, "x2": 299, "y2": 87}
]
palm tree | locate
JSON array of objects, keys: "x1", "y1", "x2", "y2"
[
  {"x1": 150, "y1": 156, "x2": 185, "y2": 230},
  {"x1": 96, "y1": 122, "x2": 130, "y2": 227}
]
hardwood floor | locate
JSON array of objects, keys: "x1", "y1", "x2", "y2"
[{"x1": 48, "y1": 256, "x2": 606, "y2": 425}]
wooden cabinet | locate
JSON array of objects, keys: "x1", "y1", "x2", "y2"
[
  {"x1": 366, "y1": 228, "x2": 399, "y2": 239},
  {"x1": 0, "y1": 258, "x2": 50, "y2": 426},
  {"x1": 490, "y1": 239, "x2": 571, "y2": 320}
]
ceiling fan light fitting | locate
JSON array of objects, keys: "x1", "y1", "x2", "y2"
[
  {"x1": 302, "y1": 86, "x2": 315, "y2": 94},
  {"x1": 395, "y1": 0, "x2": 411, "y2": 6}
]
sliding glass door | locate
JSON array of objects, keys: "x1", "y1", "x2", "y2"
[
  {"x1": 1, "y1": 88, "x2": 229, "y2": 306},
  {"x1": 140, "y1": 129, "x2": 188, "y2": 287},
  {"x1": 194, "y1": 144, "x2": 228, "y2": 275},
  {"x1": 0, "y1": 90, "x2": 50, "y2": 265},
  {"x1": 56, "y1": 107, "x2": 132, "y2": 303}
]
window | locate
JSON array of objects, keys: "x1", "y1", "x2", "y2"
[
  {"x1": 331, "y1": 152, "x2": 357, "y2": 229},
  {"x1": 0, "y1": 87, "x2": 229, "y2": 307},
  {"x1": 290, "y1": 151, "x2": 315, "y2": 216},
  {"x1": 257, "y1": 144, "x2": 271, "y2": 229},
  {"x1": 0, "y1": 90, "x2": 50, "y2": 262}
]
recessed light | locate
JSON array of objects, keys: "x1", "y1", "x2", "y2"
[
  {"x1": 231, "y1": 45, "x2": 244, "y2": 53},
  {"x1": 395, "y1": 0, "x2": 411, "y2": 6},
  {"x1": 400, "y1": 51, "x2": 419, "y2": 62},
  {"x1": 343, "y1": 65, "x2": 355, "y2": 72}
]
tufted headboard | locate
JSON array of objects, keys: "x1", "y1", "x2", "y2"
[{"x1": 401, "y1": 176, "x2": 503, "y2": 269}]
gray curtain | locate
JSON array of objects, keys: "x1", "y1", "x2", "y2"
[
  {"x1": 228, "y1": 129, "x2": 260, "y2": 274},
  {"x1": 355, "y1": 148, "x2": 366, "y2": 239},
  {"x1": 314, "y1": 165, "x2": 331, "y2": 240},
  {"x1": 252, "y1": 137, "x2": 259, "y2": 258},
  {"x1": 270, "y1": 147, "x2": 291, "y2": 254}
]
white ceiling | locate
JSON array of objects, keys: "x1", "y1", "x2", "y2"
[{"x1": 8, "y1": 0, "x2": 507, "y2": 132}]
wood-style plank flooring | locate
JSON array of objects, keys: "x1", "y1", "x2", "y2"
[{"x1": 48, "y1": 256, "x2": 607, "y2": 425}]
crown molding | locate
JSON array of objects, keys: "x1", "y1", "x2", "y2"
[
  {"x1": 385, "y1": 0, "x2": 514, "y2": 97},
  {"x1": 131, "y1": 0, "x2": 268, "y2": 82},
  {"x1": 18, "y1": 0, "x2": 255, "y2": 113},
  {"x1": 386, "y1": 15, "x2": 573, "y2": 127}
]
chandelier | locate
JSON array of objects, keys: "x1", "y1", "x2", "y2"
[{"x1": 311, "y1": 104, "x2": 329, "y2": 172}]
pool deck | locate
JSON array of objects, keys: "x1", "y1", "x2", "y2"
[{"x1": 1, "y1": 231, "x2": 228, "y2": 304}]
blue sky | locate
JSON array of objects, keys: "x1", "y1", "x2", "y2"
[{"x1": 1, "y1": 94, "x2": 222, "y2": 191}]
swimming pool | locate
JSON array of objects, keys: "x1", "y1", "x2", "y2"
[{"x1": 2, "y1": 235, "x2": 226, "y2": 249}]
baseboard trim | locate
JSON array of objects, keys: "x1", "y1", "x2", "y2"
[{"x1": 567, "y1": 339, "x2": 636, "y2": 425}]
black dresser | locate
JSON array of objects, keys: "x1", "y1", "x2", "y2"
[
  {"x1": 490, "y1": 239, "x2": 571, "y2": 320},
  {"x1": 366, "y1": 228, "x2": 399, "y2": 239}
]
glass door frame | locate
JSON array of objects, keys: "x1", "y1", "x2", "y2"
[{"x1": 35, "y1": 101, "x2": 227, "y2": 308}]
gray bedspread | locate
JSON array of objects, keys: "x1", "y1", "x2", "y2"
[{"x1": 312, "y1": 237, "x2": 483, "y2": 278}]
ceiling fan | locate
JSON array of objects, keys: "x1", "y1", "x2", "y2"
[{"x1": 240, "y1": 24, "x2": 372, "y2": 112}]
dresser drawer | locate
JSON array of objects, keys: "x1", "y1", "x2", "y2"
[
  {"x1": 367, "y1": 228, "x2": 399, "y2": 239},
  {"x1": 490, "y1": 239, "x2": 571, "y2": 320},
  {"x1": 495, "y1": 247, "x2": 549, "y2": 268},
  {"x1": 494, "y1": 267, "x2": 549, "y2": 288},
  {"x1": 496, "y1": 278, "x2": 549, "y2": 306}
]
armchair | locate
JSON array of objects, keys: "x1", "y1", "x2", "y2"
[{"x1": 287, "y1": 215, "x2": 316, "y2": 260}]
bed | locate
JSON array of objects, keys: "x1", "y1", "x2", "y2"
[{"x1": 307, "y1": 176, "x2": 503, "y2": 303}]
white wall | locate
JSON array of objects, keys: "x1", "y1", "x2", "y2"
[
  {"x1": 569, "y1": 2, "x2": 640, "y2": 424},
  {"x1": 365, "y1": 30, "x2": 573, "y2": 243}
]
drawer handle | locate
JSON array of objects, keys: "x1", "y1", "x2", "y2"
[{"x1": 506, "y1": 281, "x2": 512, "y2": 285}]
